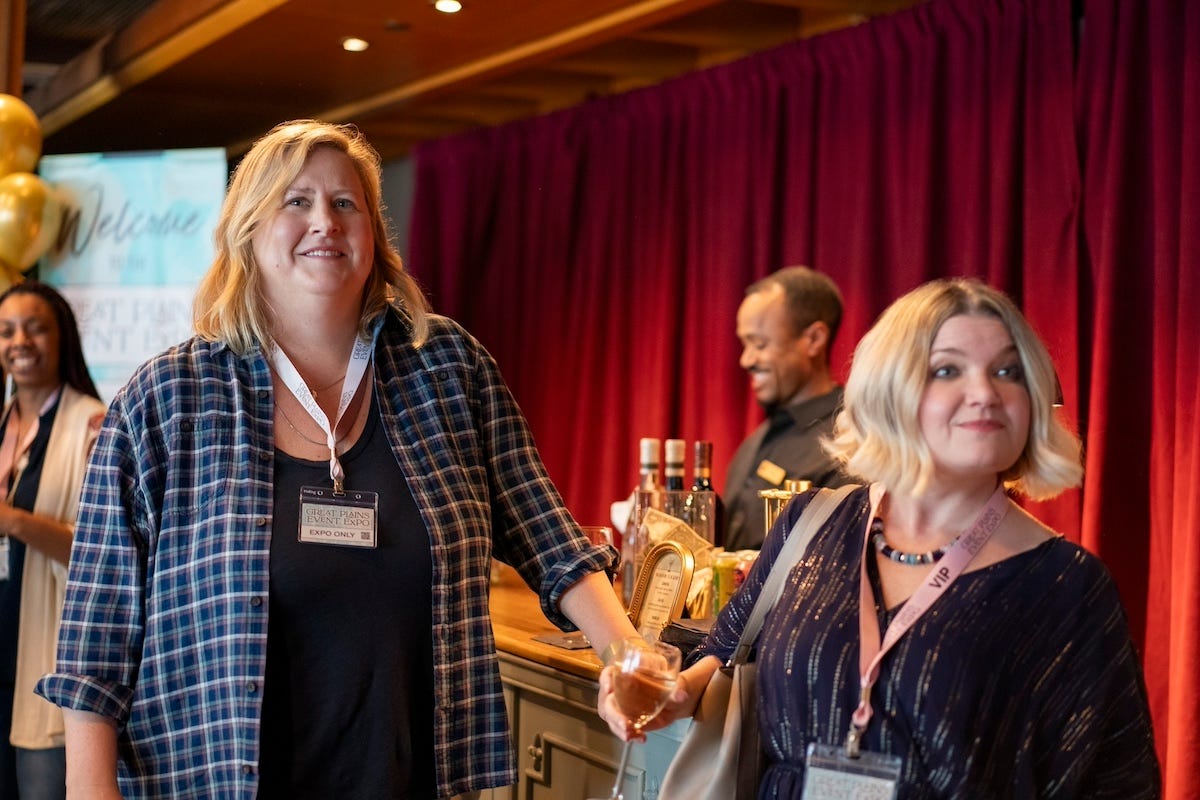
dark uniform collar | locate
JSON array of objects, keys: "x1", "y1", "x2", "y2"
[{"x1": 767, "y1": 385, "x2": 845, "y2": 433}]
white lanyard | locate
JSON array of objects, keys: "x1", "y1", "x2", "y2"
[
  {"x1": 270, "y1": 321, "x2": 380, "y2": 495},
  {"x1": 847, "y1": 484, "x2": 1009, "y2": 755}
]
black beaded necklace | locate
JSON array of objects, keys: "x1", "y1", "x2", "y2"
[{"x1": 870, "y1": 516, "x2": 959, "y2": 566}]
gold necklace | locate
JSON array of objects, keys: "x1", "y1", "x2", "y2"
[
  {"x1": 275, "y1": 400, "x2": 350, "y2": 449},
  {"x1": 310, "y1": 373, "x2": 346, "y2": 393},
  {"x1": 269, "y1": 363, "x2": 366, "y2": 449}
]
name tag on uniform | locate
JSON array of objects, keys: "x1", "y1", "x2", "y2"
[
  {"x1": 298, "y1": 486, "x2": 378, "y2": 548},
  {"x1": 801, "y1": 743, "x2": 900, "y2": 800},
  {"x1": 0, "y1": 536, "x2": 9, "y2": 580},
  {"x1": 756, "y1": 459, "x2": 787, "y2": 486}
]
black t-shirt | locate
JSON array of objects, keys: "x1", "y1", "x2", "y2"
[{"x1": 258, "y1": 396, "x2": 436, "y2": 799}]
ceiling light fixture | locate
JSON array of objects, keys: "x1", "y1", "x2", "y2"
[
  {"x1": 434, "y1": 0, "x2": 463, "y2": 13},
  {"x1": 341, "y1": 37, "x2": 370, "y2": 52}
]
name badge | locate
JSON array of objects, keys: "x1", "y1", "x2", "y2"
[
  {"x1": 801, "y1": 743, "x2": 901, "y2": 800},
  {"x1": 298, "y1": 486, "x2": 378, "y2": 548},
  {"x1": 0, "y1": 535, "x2": 9, "y2": 580},
  {"x1": 756, "y1": 459, "x2": 787, "y2": 486}
]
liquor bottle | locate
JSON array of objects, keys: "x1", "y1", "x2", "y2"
[
  {"x1": 686, "y1": 440, "x2": 724, "y2": 546},
  {"x1": 664, "y1": 438, "x2": 687, "y2": 490},
  {"x1": 691, "y1": 440, "x2": 715, "y2": 493},
  {"x1": 663, "y1": 437, "x2": 690, "y2": 524},
  {"x1": 620, "y1": 438, "x2": 662, "y2": 605}
]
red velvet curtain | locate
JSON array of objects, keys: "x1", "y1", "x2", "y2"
[
  {"x1": 407, "y1": 0, "x2": 1195, "y2": 793},
  {"x1": 1075, "y1": 0, "x2": 1200, "y2": 793},
  {"x1": 409, "y1": 0, "x2": 1079, "y2": 529}
]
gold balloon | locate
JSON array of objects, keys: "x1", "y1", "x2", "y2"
[
  {"x1": 0, "y1": 260, "x2": 22, "y2": 291},
  {"x1": 0, "y1": 94, "x2": 42, "y2": 176},
  {"x1": 0, "y1": 173, "x2": 62, "y2": 271}
]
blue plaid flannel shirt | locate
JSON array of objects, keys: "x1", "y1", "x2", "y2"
[{"x1": 38, "y1": 310, "x2": 615, "y2": 799}]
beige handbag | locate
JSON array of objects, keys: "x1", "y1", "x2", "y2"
[{"x1": 658, "y1": 485, "x2": 857, "y2": 800}]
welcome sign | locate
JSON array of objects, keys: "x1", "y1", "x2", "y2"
[{"x1": 38, "y1": 148, "x2": 226, "y2": 401}]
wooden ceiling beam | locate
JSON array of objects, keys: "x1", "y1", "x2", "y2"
[
  {"x1": 2, "y1": 0, "x2": 25, "y2": 97},
  {"x1": 389, "y1": 95, "x2": 542, "y2": 128},
  {"x1": 307, "y1": 0, "x2": 724, "y2": 130},
  {"x1": 470, "y1": 72, "x2": 615, "y2": 114},
  {"x1": 749, "y1": 0, "x2": 918, "y2": 10},
  {"x1": 359, "y1": 118, "x2": 470, "y2": 142},
  {"x1": 549, "y1": 40, "x2": 700, "y2": 80},
  {"x1": 799, "y1": 9, "x2": 869, "y2": 37},
  {"x1": 632, "y1": 4, "x2": 801, "y2": 49},
  {"x1": 28, "y1": 0, "x2": 292, "y2": 136}
]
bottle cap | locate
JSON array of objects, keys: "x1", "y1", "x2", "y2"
[{"x1": 639, "y1": 437, "x2": 661, "y2": 466}]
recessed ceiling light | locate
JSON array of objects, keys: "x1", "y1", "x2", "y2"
[
  {"x1": 341, "y1": 37, "x2": 370, "y2": 52},
  {"x1": 434, "y1": 0, "x2": 463, "y2": 13}
]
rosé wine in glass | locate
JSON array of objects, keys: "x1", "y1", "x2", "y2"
[{"x1": 591, "y1": 637, "x2": 681, "y2": 800}]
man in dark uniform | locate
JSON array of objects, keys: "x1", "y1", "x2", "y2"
[{"x1": 723, "y1": 266, "x2": 850, "y2": 550}]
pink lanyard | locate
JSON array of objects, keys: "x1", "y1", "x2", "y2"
[
  {"x1": 846, "y1": 484, "x2": 1010, "y2": 756},
  {"x1": 0, "y1": 388, "x2": 62, "y2": 504}
]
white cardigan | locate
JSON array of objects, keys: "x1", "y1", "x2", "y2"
[{"x1": 9, "y1": 384, "x2": 106, "y2": 750}]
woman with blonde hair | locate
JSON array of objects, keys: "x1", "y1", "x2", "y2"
[
  {"x1": 38, "y1": 120, "x2": 637, "y2": 800},
  {"x1": 601, "y1": 278, "x2": 1160, "y2": 798}
]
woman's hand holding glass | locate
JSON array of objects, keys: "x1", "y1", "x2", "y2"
[
  {"x1": 597, "y1": 651, "x2": 717, "y2": 741},
  {"x1": 591, "y1": 637, "x2": 683, "y2": 800}
]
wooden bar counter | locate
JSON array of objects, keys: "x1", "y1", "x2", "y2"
[
  {"x1": 485, "y1": 563, "x2": 684, "y2": 800},
  {"x1": 489, "y1": 562, "x2": 604, "y2": 680}
]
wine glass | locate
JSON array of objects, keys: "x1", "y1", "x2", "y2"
[{"x1": 592, "y1": 636, "x2": 682, "y2": 800}]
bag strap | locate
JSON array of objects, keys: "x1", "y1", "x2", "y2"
[{"x1": 730, "y1": 483, "x2": 858, "y2": 666}]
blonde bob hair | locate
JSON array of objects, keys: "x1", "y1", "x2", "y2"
[
  {"x1": 193, "y1": 120, "x2": 430, "y2": 352},
  {"x1": 825, "y1": 278, "x2": 1082, "y2": 499}
]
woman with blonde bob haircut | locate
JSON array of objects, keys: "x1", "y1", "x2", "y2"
[
  {"x1": 614, "y1": 277, "x2": 1159, "y2": 798},
  {"x1": 826, "y1": 277, "x2": 1083, "y2": 499},
  {"x1": 39, "y1": 120, "x2": 637, "y2": 800}
]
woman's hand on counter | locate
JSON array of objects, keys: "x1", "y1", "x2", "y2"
[{"x1": 596, "y1": 655, "x2": 721, "y2": 741}]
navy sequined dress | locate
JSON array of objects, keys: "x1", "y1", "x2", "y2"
[{"x1": 690, "y1": 487, "x2": 1160, "y2": 799}]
